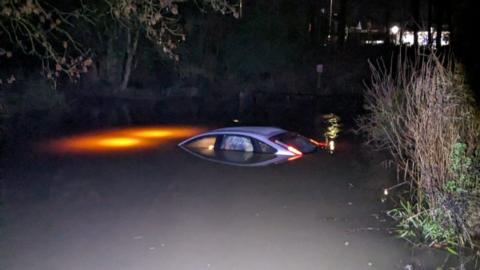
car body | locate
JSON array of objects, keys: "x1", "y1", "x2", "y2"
[{"x1": 178, "y1": 127, "x2": 321, "y2": 166}]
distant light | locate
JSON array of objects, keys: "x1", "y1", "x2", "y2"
[
  {"x1": 364, "y1": 40, "x2": 385, "y2": 45},
  {"x1": 233, "y1": 119, "x2": 240, "y2": 123},
  {"x1": 400, "y1": 30, "x2": 450, "y2": 46},
  {"x1": 208, "y1": 145, "x2": 214, "y2": 150},
  {"x1": 390, "y1": 25, "x2": 400, "y2": 35},
  {"x1": 383, "y1": 188, "x2": 389, "y2": 196}
]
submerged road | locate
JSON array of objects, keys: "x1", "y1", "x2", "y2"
[{"x1": 0, "y1": 125, "x2": 453, "y2": 270}]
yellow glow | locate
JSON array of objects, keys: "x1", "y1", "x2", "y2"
[
  {"x1": 45, "y1": 125, "x2": 206, "y2": 154},
  {"x1": 132, "y1": 130, "x2": 172, "y2": 138},
  {"x1": 98, "y1": 137, "x2": 140, "y2": 147},
  {"x1": 208, "y1": 145, "x2": 214, "y2": 150}
]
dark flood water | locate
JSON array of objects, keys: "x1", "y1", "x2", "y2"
[{"x1": 0, "y1": 100, "x2": 471, "y2": 269}]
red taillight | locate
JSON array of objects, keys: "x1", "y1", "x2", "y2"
[
  {"x1": 309, "y1": 138, "x2": 326, "y2": 147},
  {"x1": 287, "y1": 145, "x2": 303, "y2": 156}
]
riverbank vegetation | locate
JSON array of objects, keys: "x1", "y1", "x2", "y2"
[{"x1": 358, "y1": 50, "x2": 480, "y2": 259}]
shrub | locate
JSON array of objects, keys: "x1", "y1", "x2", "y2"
[
  {"x1": 388, "y1": 200, "x2": 457, "y2": 250},
  {"x1": 357, "y1": 49, "x2": 480, "y2": 251},
  {"x1": 446, "y1": 143, "x2": 480, "y2": 193}
]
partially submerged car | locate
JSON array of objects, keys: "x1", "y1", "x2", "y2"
[{"x1": 178, "y1": 126, "x2": 322, "y2": 166}]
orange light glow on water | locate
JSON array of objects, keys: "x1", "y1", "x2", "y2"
[
  {"x1": 46, "y1": 126, "x2": 205, "y2": 154},
  {"x1": 48, "y1": 135, "x2": 151, "y2": 153},
  {"x1": 132, "y1": 130, "x2": 172, "y2": 138},
  {"x1": 98, "y1": 137, "x2": 141, "y2": 148}
]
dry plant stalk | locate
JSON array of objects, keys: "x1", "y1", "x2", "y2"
[
  {"x1": 359, "y1": 50, "x2": 478, "y2": 197},
  {"x1": 358, "y1": 49, "x2": 480, "y2": 246}
]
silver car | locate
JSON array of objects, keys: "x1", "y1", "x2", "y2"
[{"x1": 178, "y1": 126, "x2": 321, "y2": 166}]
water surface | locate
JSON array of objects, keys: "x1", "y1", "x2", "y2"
[{"x1": 0, "y1": 125, "x2": 460, "y2": 270}]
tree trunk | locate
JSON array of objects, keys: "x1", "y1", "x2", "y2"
[
  {"x1": 412, "y1": 0, "x2": 420, "y2": 47},
  {"x1": 384, "y1": 7, "x2": 391, "y2": 45},
  {"x1": 427, "y1": 0, "x2": 433, "y2": 46},
  {"x1": 120, "y1": 28, "x2": 140, "y2": 92},
  {"x1": 337, "y1": 0, "x2": 347, "y2": 45},
  {"x1": 444, "y1": 0, "x2": 452, "y2": 45},
  {"x1": 308, "y1": 0, "x2": 318, "y2": 46},
  {"x1": 104, "y1": 26, "x2": 122, "y2": 86},
  {"x1": 435, "y1": 0, "x2": 444, "y2": 48}
]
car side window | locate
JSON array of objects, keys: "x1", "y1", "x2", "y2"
[
  {"x1": 220, "y1": 135, "x2": 254, "y2": 152},
  {"x1": 254, "y1": 140, "x2": 277, "y2": 154},
  {"x1": 184, "y1": 135, "x2": 217, "y2": 149}
]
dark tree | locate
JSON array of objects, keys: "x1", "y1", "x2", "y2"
[
  {"x1": 427, "y1": 0, "x2": 433, "y2": 46},
  {"x1": 383, "y1": 1, "x2": 391, "y2": 45},
  {"x1": 337, "y1": 0, "x2": 347, "y2": 45},
  {"x1": 411, "y1": 0, "x2": 420, "y2": 47},
  {"x1": 435, "y1": 0, "x2": 444, "y2": 48},
  {"x1": 307, "y1": 0, "x2": 320, "y2": 45}
]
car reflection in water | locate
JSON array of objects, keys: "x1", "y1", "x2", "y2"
[
  {"x1": 180, "y1": 145, "x2": 292, "y2": 167},
  {"x1": 178, "y1": 126, "x2": 323, "y2": 167}
]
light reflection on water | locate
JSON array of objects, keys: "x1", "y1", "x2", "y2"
[
  {"x1": 314, "y1": 113, "x2": 342, "y2": 154},
  {"x1": 44, "y1": 125, "x2": 206, "y2": 154}
]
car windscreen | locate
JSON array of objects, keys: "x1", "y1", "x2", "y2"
[{"x1": 270, "y1": 132, "x2": 317, "y2": 153}]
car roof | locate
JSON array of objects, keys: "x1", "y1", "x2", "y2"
[{"x1": 212, "y1": 126, "x2": 288, "y2": 138}]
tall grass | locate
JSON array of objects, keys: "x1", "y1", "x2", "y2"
[{"x1": 357, "y1": 49, "x2": 480, "y2": 251}]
